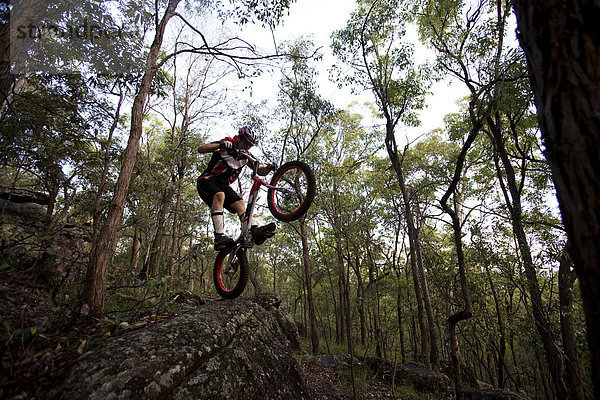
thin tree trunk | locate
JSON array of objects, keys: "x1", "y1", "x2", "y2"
[
  {"x1": 385, "y1": 126, "x2": 435, "y2": 366},
  {"x1": 485, "y1": 259, "x2": 507, "y2": 389},
  {"x1": 142, "y1": 186, "x2": 174, "y2": 279},
  {"x1": 396, "y1": 285, "x2": 406, "y2": 363},
  {"x1": 92, "y1": 87, "x2": 124, "y2": 243},
  {"x1": 168, "y1": 163, "x2": 184, "y2": 278},
  {"x1": 439, "y1": 122, "x2": 478, "y2": 400},
  {"x1": 81, "y1": 0, "x2": 181, "y2": 317},
  {"x1": 356, "y1": 271, "x2": 367, "y2": 347},
  {"x1": 558, "y1": 244, "x2": 585, "y2": 400},
  {"x1": 129, "y1": 223, "x2": 142, "y2": 271},
  {"x1": 489, "y1": 122, "x2": 568, "y2": 399},
  {"x1": 343, "y1": 250, "x2": 357, "y2": 400},
  {"x1": 300, "y1": 215, "x2": 318, "y2": 354}
]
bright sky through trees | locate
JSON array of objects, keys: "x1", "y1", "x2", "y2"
[{"x1": 235, "y1": 0, "x2": 467, "y2": 140}]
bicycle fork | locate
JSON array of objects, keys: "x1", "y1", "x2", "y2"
[{"x1": 224, "y1": 175, "x2": 263, "y2": 274}]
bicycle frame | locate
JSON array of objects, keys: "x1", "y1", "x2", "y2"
[{"x1": 223, "y1": 153, "x2": 281, "y2": 273}]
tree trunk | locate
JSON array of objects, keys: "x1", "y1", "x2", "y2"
[
  {"x1": 355, "y1": 268, "x2": 367, "y2": 347},
  {"x1": 81, "y1": 0, "x2": 181, "y2": 317},
  {"x1": 300, "y1": 215, "x2": 319, "y2": 354},
  {"x1": 343, "y1": 250, "x2": 357, "y2": 400},
  {"x1": 386, "y1": 142, "x2": 427, "y2": 363},
  {"x1": 385, "y1": 132, "x2": 437, "y2": 367},
  {"x1": 439, "y1": 121, "x2": 478, "y2": 400},
  {"x1": 129, "y1": 224, "x2": 142, "y2": 272},
  {"x1": 142, "y1": 186, "x2": 174, "y2": 279},
  {"x1": 396, "y1": 285, "x2": 406, "y2": 363},
  {"x1": 511, "y1": 1, "x2": 600, "y2": 394},
  {"x1": 484, "y1": 258, "x2": 507, "y2": 389},
  {"x1": 489, "y1": 122, "x2": 568, "y2": 399},
  {"x1": 558, "y1": 245, "x2": 585, "y2": 400},
  {"x1": 169, "y1": 171, "x2": 183, "y2": 278},
  {"x1": 92, "y1": 88, "x2": 124, "y2": 243},
  {"x1": 336, "y1": 239, "x2": 346, "y2": 345},
  {"x1": 443, "y1": 196, "x2": 473, "y2": 400}
]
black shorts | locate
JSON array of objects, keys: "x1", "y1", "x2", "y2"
[{"x1": 197, "y1": 178, "x2": 242, "y2": 213}]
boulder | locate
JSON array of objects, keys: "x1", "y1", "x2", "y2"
[
  {"x1": 48, "y1": 298, "x2": 311, "y2": 400},
  {"x1": 360, "y1": 357, "x2": 452, "y2": 396},
  {"x1": 464, "y1": 388, "x2": 531, "y2": 400}
]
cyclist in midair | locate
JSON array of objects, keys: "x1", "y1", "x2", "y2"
[{"x1": 197, "y1": 125, "x2": 276, "y2": 250}]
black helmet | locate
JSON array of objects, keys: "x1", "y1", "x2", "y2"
[{"x1": 238, "y1": 125, "x2": 257, "y2": 145}]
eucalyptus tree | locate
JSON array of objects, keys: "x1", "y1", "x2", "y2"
[
  {"x1": 332, "y1": 0, "x2": 437, "y2": 367},
  {"x1": 316, "y1": 108, "x2": 381, "y2": 352},
  {"x1": 484, "y1": 61, "x2": 573, "y2": 398},
  {"x1": 139, "y1": 50, "x2": 228, "y2": 280},
  {"x1": 83, "y1": 0, "x2": 297, "y2": 318},
  {"x1": 413, "y1": 0, "x2": 541, "y2": 395},
  {"x1": 266, "y1": 38, "x2": 333, "y2": 354}
]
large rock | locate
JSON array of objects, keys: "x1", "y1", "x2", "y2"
[
  {"x1": 360, "y1": 357, "x2": 452, "y2": 396},
  {"x1": 49, "y1": 297, "x2": 311, "y2": 400}
]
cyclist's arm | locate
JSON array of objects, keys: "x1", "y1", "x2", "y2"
[
  {"x1": 198, "y1": 143, "x2": 220, "y2": 153},
  {"x1": 198, "y1": 142, "x2": 219, "y2": 153},
  {"x1": 257, "y1": 164, "x2": 276, "y2": 176}
]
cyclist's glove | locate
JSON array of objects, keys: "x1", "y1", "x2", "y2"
[{"x1": 219, "y1": 140, "x2": 233, "y2": 150}]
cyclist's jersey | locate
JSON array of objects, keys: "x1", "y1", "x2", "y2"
[{"x1": 198, "y1": 136, "x2": 255, "y2": 185}]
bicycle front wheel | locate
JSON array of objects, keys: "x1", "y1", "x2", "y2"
[
  {"x1": 213, "y1": 247, "x2": 249, "y2": 299},
  {"x1": 268, "y1": 161, "x2": 316, "y2": 222}
]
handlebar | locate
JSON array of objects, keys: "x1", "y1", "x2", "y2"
[
  {"x1": 222, "y1": 145, "x2": 276, "y2": 173},
  {"x1": 240, "y1": 150, "x2": 258, "y2": 164}
]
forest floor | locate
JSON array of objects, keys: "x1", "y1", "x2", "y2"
[
  {"x1": 0, "y1": 270, "x2": 178, "y2": 399},
  {"x1": 0, "y1": 269, "x2": 430, "y2": 400},
  {"x1": 301, "y1": 359, "x2": 402, "y2": 399}
]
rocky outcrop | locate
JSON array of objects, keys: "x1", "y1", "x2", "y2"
[
  {"x1": 49, "y1": 296, "x2": 310, "y2": 400},
  {"x1": 360, "y1": 357, "x2": 452, "y2": 396}
]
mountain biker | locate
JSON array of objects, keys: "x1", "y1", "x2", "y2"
[{"x1": 197, "y1": 125, "x2": 276, "y2": 250}]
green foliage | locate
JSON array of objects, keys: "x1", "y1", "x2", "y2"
[
  {"x1": 0, "y1": 75, "x2": 105, "y2": 195},
  {"x1": 335, "y1": 365, "x2": 374, "y2": 397},
  {"x1": 215, "y1": 0, "x2": 296, "y2": 27},
  {"x1": 331, "y1": 0, "x2": 430, "y2": 127},
  {"x1": 394, "y1": 384, "x2": 437, "y2": 400}
]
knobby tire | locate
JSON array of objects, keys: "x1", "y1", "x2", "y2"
[
  {"x1": 268, "y1": 161, "x2": 316, "y2": 222},
  {"x1": 213, "y1": 247, "x2": 248, "y2": 299}
]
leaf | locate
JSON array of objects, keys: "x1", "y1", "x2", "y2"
[
  {"x1": 77, "y1": 340, "x2": 87, "y2": 355},
  {"x1": 30, "y1": 326, "x2": 38, "y2": 335}
]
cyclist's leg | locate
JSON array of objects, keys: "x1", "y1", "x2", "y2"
[
  {"x1": 210, "y1": 192, "x2": 227, "y2": 236},
  {"x1": 229, "y1": 200, "x2": 246, "y2": 219},
  {"x1": 228, "y1": 198, "x2": 273, "y2": 243},
  {"x1": 221, "y1": 187, "x2": 275, "y2": 244},
  {"x1": 198, "y1": 179, "x2": 233, "y2": 248}
]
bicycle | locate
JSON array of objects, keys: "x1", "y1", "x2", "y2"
[{"x1": 213, "y1": 153, "x2": 316, "y2": 299}]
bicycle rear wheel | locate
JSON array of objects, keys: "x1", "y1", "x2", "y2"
[
  {"x1": 213, "y1": 247, "x2": 248, "y2": 299},
  {"x1": 268, "y1": 160, "x2": 316, "y2": 222}
]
